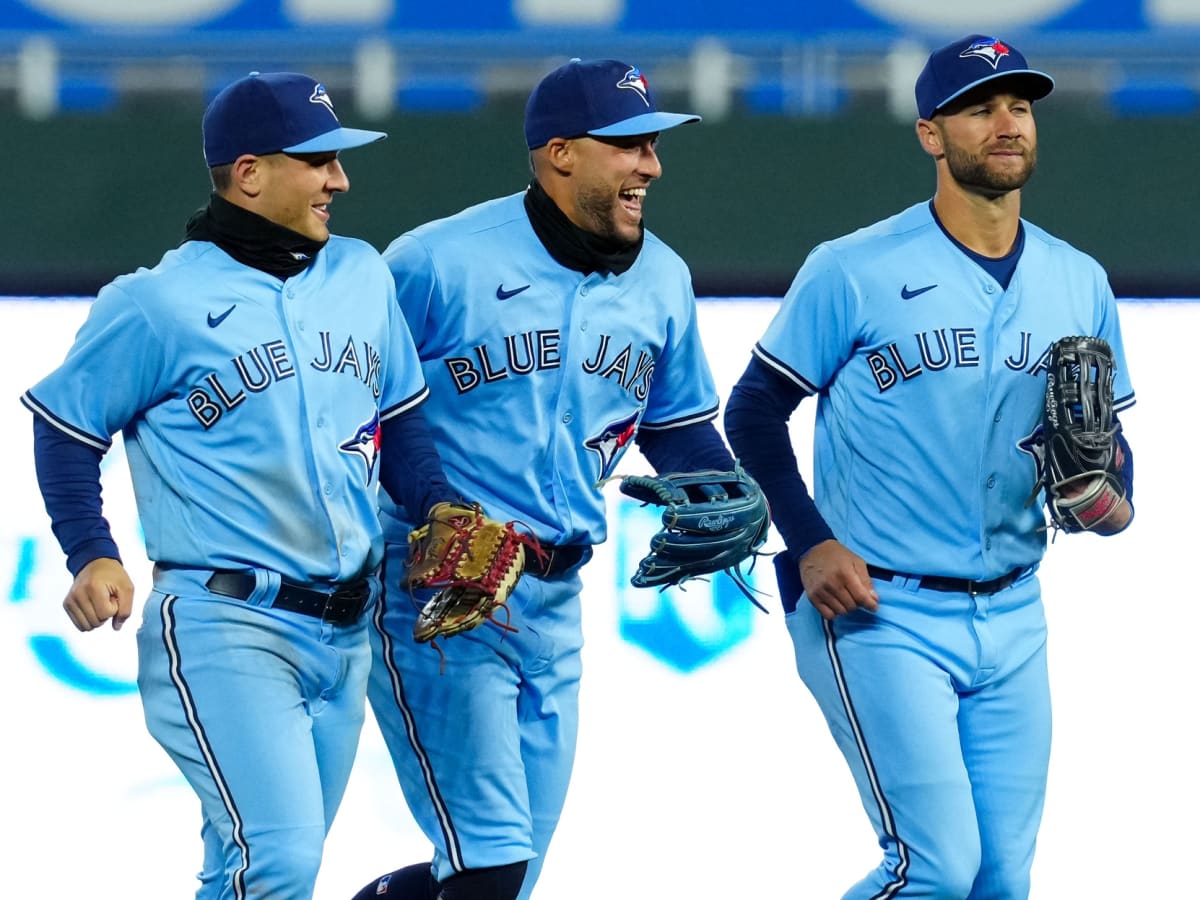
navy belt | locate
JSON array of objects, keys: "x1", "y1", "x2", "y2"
[
  {"x1": 524, "y1": 544, "x2": 589, "y2": 579},
  {"x1": 205, "y1": 570, "x2": 370, "y2": 625},
  {"x1": 866, "y1": 565, "x2": 1025, "y2": 596}
]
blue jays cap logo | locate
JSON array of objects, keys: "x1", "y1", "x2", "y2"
[
  {"x1": 960, "y1": 37, "x2": 1011, "y2": 70},
  {"x1": 616, "y1": 66, "x2": 651, "y2": 108},
  {"x1": 310, "y1": 83, "x2": 337, "y2": 117},
  {"x1": 340, "y1": 411, "x2": 381, "y2": 482}
]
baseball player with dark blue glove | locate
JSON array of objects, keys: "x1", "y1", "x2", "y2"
[
  {"x1": 726, "y1": 35, "x2": 1135, "y2": 899},
  {"x1": 23, "y1": 72, "x2": 463, "y2": 899},
  {"x1": 352, "y1": 59, "x2": 764, "y2": 900}
]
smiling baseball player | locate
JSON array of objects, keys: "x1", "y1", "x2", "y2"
[
  {"x1": 351, "y1": 58, "x2": 768, "y2": 900},
  {"x1": 726, "y1": 35, "x2": 1136, "y2": 898},
  {"x1": 22, "y1": 72, "x2": 461, "y2": 899}
]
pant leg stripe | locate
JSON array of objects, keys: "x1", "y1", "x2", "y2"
[
  {"x1": 372, "y1": 590, "x2": 466, "y2": 872},
  {"x1": 159, "y1": 594, "x2": 251, "y2": 899},
  {"x1": 822, "y1": 618, "x2": 911, "y2": 899}
]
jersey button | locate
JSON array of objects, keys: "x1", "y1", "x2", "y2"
[
  {"x1": 579, "y1": 285, "x2": 590, "y2": 297},
  {"x1": 993, "y1": 411, "x2": 1002, "y2": 423},
  {"x1": 984, "y1": 283, "x2": 995, "y2": 294},
  {"x1": 562, "y1": 412, "x2": 573, "y2": 424},
  {"x1": 580, "y1": 320, "x2": 588, "y2": 331},
  {"x1": 986, "y1": 475, "x2": 997, "y2": 489},
  {"x1": 323, "y1": 483, "x2": 333, "y2": 495}
]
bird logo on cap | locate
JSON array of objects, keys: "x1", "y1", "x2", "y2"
[
  {"x1": 310, "y1": 83, "x2": 337, "y2": 117},
  {"x1": 616, "y1": 66, "x2": 651, "y2": 107},
  {"x1": 960, "y1": 37, "x2": 1011, "y2": 70}
]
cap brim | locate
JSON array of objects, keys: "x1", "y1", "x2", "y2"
[
  {"x1": 283, "y1": 126, "x2": 387, "y2": 154},
  {"x1": 934, "y1": 70, "x2": 1055, "y2": 116},
  {"x1": 587, "y1": 111, "x2": 701, "y2": 137}
]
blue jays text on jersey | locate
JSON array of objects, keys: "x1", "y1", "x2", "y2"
[
  {"x1": 754, "y1": 200, "x2": 1134, "y2": 581},
  {"x1": 442, "y1": 328, "x2": 656, "y2": 401},
  {"x1": 862, "y1": 325, "x2": 1057, "y2": 392},
  {"x1": 23, "y1": 237, "x2": 429, "y2": 583},
  {"x1": 186, "y1": 329, "x2": 385, "y2": 427}
]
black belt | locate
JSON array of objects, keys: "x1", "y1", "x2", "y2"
[
  {"x1": 524, "y1": 544, "x2": 589, "y2": 579},
  {"x1": 866, "y1": 565, "x2": 1025, "y2": 596},
  {"x1": 205, "y1": 570, "x2": 371, "y2": 625}
]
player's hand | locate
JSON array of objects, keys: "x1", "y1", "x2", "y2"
[
  {"x1": 1058, "y1": 475, "x2": 1133, "y2": 534},
  {"x1": 798, "y1": 540, "x2": 878, "y2": 620},
  {"x1": 64, "y1": 557, "x2": 135, "y2": 632}
]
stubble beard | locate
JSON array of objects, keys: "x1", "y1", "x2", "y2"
[
  {"x1": 945, "y1": 141, "x2": 1038, "y2": 196},
  {"x1": 576, "y1": 183, "x2": 639, "y2": 245}
]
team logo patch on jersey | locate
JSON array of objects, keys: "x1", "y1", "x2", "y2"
[
  {"x1": 1018, "y1": 424, "x2": 1048, "y2": 489},
  {"x1": 616, "y1": 67, "x2": 652, "y2": 107},
  {"x1": 960, "y1": 37, "x2": 1011, "y2": 69},
  {"x1": 585, "y1": 410, "x2": 642, "y2": 485},
  {"x1": 340, "y1": 411, "x2": 381, "y2": 482},
  {"x1": 310, "y1": 83, "x2": 337, "y2": 116}
]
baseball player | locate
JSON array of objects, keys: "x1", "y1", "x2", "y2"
[
  {"x1": 725, "y1": 35, "x2": 1136, "y2": 898},
  {"x1": 22, "y1": 72, "x2": 459, "y2": 899},
  {"x1": 352, "y1": 58, "x2": 742, "y2": 900}
]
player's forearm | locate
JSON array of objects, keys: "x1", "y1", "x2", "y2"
[
  {"x1": 635, "y1": 420, "x2": 734, "y2": 474},
  {"x1": 379, "y1": 406, "x2": 459, "y2": 518},
  {"x1": 725, "y1": 359, "x2": 835, "y2": 557},
  {"x1": 31, "y1": 415, "x2": 121, "y2": 575}
]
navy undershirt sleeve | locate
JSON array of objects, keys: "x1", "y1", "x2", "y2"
[
  {"x1": 724, "y1": 356, "x2": 835, "y2": 558},
  {"x1": 379, "y1": 404, "x2": 458, "y2": 519},
  {"x1": 635, "y1": 420, "x2": 735, "y2": 475},
  {"x1": 31, "y1": 415, "x2": 121, "y2": 576}
]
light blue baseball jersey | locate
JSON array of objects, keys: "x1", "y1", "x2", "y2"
[
  {"x1": 23, "y1": 237, "x2": 428, "y2": 581},
  {"x1": 755, "y1": 201, "x2": 1135, "y2": 578},
  {"x1": 379, "y1": 190, "x2": 720, "y2": 541},
  {"x1": 370, "y1": 190, "x2": 721, "y2": 897}
]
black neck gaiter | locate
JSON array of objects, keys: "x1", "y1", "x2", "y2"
[
  {"x1": 522, "y1": 180, "x2": 643, "y2": 276},
  {"x1": 184, "y1": 193, "x2": 326, "y2": 279}
]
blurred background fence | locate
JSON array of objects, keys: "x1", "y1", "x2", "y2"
[{"x1": 3, "y1": 0, "x2": 1199, "y2": 297}]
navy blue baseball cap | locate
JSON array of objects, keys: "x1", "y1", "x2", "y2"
[
  {"x1": 202, "y1": 71, "x2": 387, "y2": 167},
  {"x1": 524, "y1": 58, "x2": 701, "y2": 150},
  {"x1": 915, "y1": 35, "x2": 1054, "y2": 120}
]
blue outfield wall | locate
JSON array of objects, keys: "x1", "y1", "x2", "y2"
[{"x1": 0, "y1": 0, "x2": 1180, "y2": 33}]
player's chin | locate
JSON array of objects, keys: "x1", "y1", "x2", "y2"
[
  {"x1": 612, "y1": 208, "x2": 643, "y2": 243},
  {"x1": 302, "y1": 218, "x2": 332, "y2": 242}
]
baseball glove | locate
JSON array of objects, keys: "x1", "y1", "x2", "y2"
[
  {"x1": 1039, "y1": 336, "x2": 1126, "y2": 533},
  {"x1": 405, "y1": 501, "x2": 535, "y2": 643},
  {"x1": 619, "y1": 465, "x2": 771, "y2": 610}
]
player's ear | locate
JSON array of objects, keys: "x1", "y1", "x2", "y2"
[
  {"x1": 542, "y1": 138, "x2": 575, "y2": 175},
  {"x1": 230, "y1": 153, "x2": 265, "y2": 197},
  {"x1": 916, "y1": 118, "x2": 943, "y2": 159}
]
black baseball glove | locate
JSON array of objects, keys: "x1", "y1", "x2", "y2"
[
  {"x1": 1039, "y1": 336, "x2": 1127, "y2": 533},
  {"x1": 619, "y1": 465, "x2": 771, "y2": 609}
]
